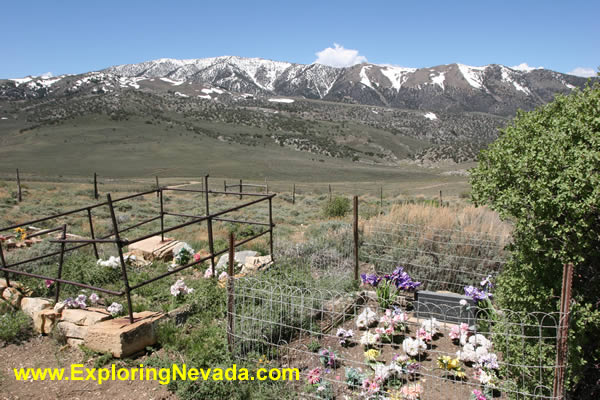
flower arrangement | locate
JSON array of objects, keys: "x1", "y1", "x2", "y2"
[
  {"x1": 392, "y1": 354, "x2": 421, "y2": 378},
  {"x1": 399, "y1": 383, "x2": 423, "y2": 400},
  {"x1": 14, "y1": 227, "x2": 27, "y2": 241},
  {"x1": 361, "y1": 267, "x2": 421, "y2": 309},
  {"x1": 364, "y1": 348, "x2": 381, "y2": 363},
  {"x1": 318, "y1": 348, "x2": 337, "y2": 368},
  {"x1": 402, "y1": 337, "x2": 427, "y2": 357},
  {"x1": 336, "y1": 328, "x2": 354, "y2": 347},
  {"x1": 107, "y1": 302, "x2": 123, "y2": 317},
  {"x1": 464, "y1": 275, "x2": 493, "y2": 302},
  {"x1": 344, "y1": 367, "x2": 365, "y2": 388},
  {"x1": 360, "y1": 331, "x2": 381, "y2": 348},
  {"x1": 420, "y1": 318, "x2": 439, "y2": 337},
  {"x1": 173, "y1": 243, "x2": 194, "y2": 266},
  {"x1": 170, "y1": 279, "x2": 194, "y2": 297},
  {"x1": 65, "y1": 294, "x2": 87, "y2": 309},
  {"x1": 361, "y1": 376, "x2": 383, "y2": 397},
  {"x1": 473, "y1": 368, "x2": 499, "y2": 387},
  {"x1": 356, "y1": 307, "x2": 378, "y2": 329},
  {"x1": 307, "y1": 367, "x2": 321, "y2": 385},
  {"x1": 89, "y1": 293, "x2": 99, "y2": 305},
  {"x1": 314, "y1": 381, "x2": 334, "y2": 400},
  {"x1": 470, "y1": 389, "x2": 489, "y2": 400},
  {"x1": 437, "y1": 355, "x2": 466, "y2": 379},
  {"x1": 375, "y1": 308, "x2": 408, "y2": 340},
  {"x1": 449, "y1": 323, "x2": 470, "y2": 343}
]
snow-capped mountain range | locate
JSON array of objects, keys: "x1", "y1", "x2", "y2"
[{"x1": 1, "y1": 56, "x2": 593, "y2": 116}]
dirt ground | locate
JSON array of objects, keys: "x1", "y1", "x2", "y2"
[{"x1": 0, "y1": 336, "x2": 176, "y2": 400}]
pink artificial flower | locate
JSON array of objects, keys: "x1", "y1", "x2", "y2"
[
  {"x1": 417, "y1": 327, "x2": 432, "y2": 342},
  {"x1": 449, "y1": 325, "x2": 461, "y2": 340},
  {"x1": 204, "y1": 268, "x2": 213, "y2": 279},
  {"x1": 193, "y1": 253, "x2": 203, "y2": 262},
  {"x1": 400, "y1": 383, "x2": 423, "y2": 400},
  {"x1": 307, "y1": 367, "x2": 321, "y2": 384},
  {"x1": 472, "y1": 389, "x2": 488, "y2": 400},
  {"x1": 44, "y1": 279, "x2": 54, "y2": 288}
]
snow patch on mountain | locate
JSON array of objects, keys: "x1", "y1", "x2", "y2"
[
  {"x1": 431, "y1": 72, "x2": 445, "y2": 89},
  {"x1": 458, "y1": 64, "x2": 486, "y2": 90},
  {"x1": 201, "y1": 88, "x2": 224, "y2": 95},
  {"x1": 380, "y1": 66, "x2": 416, "y2": 90},
  {"x1": 269, "y1": 98, "x2": 294, "y2": 103},
  {"x1": 500, "y1": 67, "x2": 531, "y2": 95},
  {"x1": 424, "y1": 112, "x2": 438, "y2": 120},
  {"x1": 360, "y1": 66, "x2": 374, "y2": 89},
  {"x1": 160, "y1": 77, "x2": 184, "y2": 86}
]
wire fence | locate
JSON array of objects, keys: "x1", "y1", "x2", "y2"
[
  {"x1": 361, "y1": 221, "x2": 511, "y2": 294},
  {"x1": 229, "y1": 277, "x2": 565, "y2": 400}
]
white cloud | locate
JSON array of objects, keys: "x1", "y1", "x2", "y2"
[
  {"x1": 315, "y1": 43, "x2": 367, "y2": 68},
  {"x1": 568, "y1": 67, "x2": 596, "y2": 78},
  {"x1": 510, "y1": 63, "x2": 543, "y2": 72}
]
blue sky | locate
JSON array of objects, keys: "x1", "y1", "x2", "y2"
[{"x1": 2, "y1": 0, "x2": 598, "y2": 78}]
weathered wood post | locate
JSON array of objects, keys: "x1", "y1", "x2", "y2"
[
  {"x1": 269, "y1": 196, "x2": 274, "y2": 261},
  {"x1": 380, "y1": 186, "x2": 383, "y2": 213},
  {"x1": 329, "y1": 184, "x2": 332, "y2": 202},
  {"x1": 439, "y1": 190, "x2": 443, "y2": 207},
  {"x1": 155, "y1": 176, "x2": 160, "y2": 198},
  {"x1": 159, "y1": 188, "x2": 165, "y2": 242},
  {"x1": 106, "y1": 194, "x2": 134, "y2": 324},
  {"x1": 94, "y1": 173, "x2": 98, "y2": 200},
  {"x1": 353, "y1": 195, "x2": 359, "y2": 282},
  {"x1": 292, "y1": 184, "x2": 296, "y2": 205},
  {"x1": 16, "y1": 169, "x2": 22, "y2": 203},
  {"x1": 205, "y1": 175, "x2": 216, "y2": 276},
  {"x1": 224, "y1": 180, "x2": 227, "y2": 192},
  {"x1": 553, "y1": 263, "x2": 574, "y2": 400},
  {"x1": 239, "y1": 179, "x2": 243, "y2": 200},
  {"x1": 227, "y1": 232, "x2": 235, "y2": 353}
]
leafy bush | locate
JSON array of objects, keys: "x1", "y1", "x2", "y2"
[
  {"x1": 471, "y1": 83, "x2": 600, "y2": 398},
  {"x1": 0, "y1": 310, "x2": 32, "y2": 344},
  {"x1": 323, "y1": 196, "x2": 351, "y2": 218}
]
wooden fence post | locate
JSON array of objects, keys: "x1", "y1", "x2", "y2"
[
  {"x1": 553, "y1": 263, "x2": 574, "y2": 400},
  {"x1": 292, "y1": 184, "x2": 296, "y2": 205},
  {"x1": 16, "y1": 169, "x2": 22, "y2": 203},
  {"x1": 380, "y1": 186, "x2": 383, "y2": 212},
  {"x1": 329, "y1": 184, "x2": 332, "y2": 202},
  {"x1": 353, "y1": 195, "x2": 359, "y2": 282},
  {"x1": 224, "y1": 180, "x2": 227, "y2": 192},
  {"x1": 439, "y1": 190, "x2": 443, "y2": 207},
  {"x1": 155, "y1": 176, "x2": 160, "y2": 198},
  {"x1": 239, "y1": 179, "x2": 243, "y2": 200},
  {"x1": 227, "y1": 232, "x2": 235, "y2": 354},
  {"x1": 205, "y1": 175, "x2": 216, "y2": 276}
]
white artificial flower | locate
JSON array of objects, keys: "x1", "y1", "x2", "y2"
[
  {"x1": 469, "y1": 334, "x2": 492, "y2": 350},
  {"x1": 356, "y1": 307, "x2": 378, "y2": 329},
  {"x1": 107, "y1": 302, "x2": 123, "y2": 317},
  {"x1": 170, "y1": 279, "x2": 194, "y2": 297},
  {"x1": 476, "y1": 345, "x2": 489, "y2": 359},
  {"x1": 457, "y1": 343, "x2": 478, "y2": 363},
  {"x1": 402, "y1": 337, "x2": 427, "y2": 356},
  {"x1": 360, "y1": 331, "x2": 381, "y2": 347},
  {"x1": 420, "y1": 318, "x2": 440, "y2": 336}
]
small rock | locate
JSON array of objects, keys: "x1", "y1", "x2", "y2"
[
  {"x1": 61, "y1": 308, "x2": 111, "y2": 326},
  {"x1": 2, "y1": 286, "x2": 22, "y2": 308},
  {"x1": 57, "y1": 321, "x2": 89, "y2": 339},
  {"x1": 216, "y1": 251, "x2": 258, "y2": 271},
  {"x1": 33, "y1": 309, "x2": 60, "y2": 334}
]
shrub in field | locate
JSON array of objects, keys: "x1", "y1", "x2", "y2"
[
  {"x1": 471, "y1": 83, "x2": 600, "y2": 398},
  {"x1": 323, "y1": 196, "x2": 351, "y2": 218},
  {"x1": 0, "y1": 310, "x2": 32, "y2": 344}
]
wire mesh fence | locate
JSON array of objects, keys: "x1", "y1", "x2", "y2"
[
  {"x1": 228, "y1": 277, "x2": 565, "y2": 400},
  {"x1": 361, "y1": 221, "x2": 511, "y2": 294}
]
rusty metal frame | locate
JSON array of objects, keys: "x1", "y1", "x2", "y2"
[{"x1": 0, "y1": 177, "x2": 276, "y2": 323}]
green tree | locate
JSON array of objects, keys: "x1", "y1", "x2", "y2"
[{"x1": 470, "y1": 83, "x2": 600, "y2": 398}]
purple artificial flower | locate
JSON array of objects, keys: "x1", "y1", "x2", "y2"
[
  {"x1": 464, "y1": 286, "x2": 490, "y2": 301},
  {"x1": 386, "y1": 267, "x2": 421, "y2": 291},
  {"x1": 360, "y1": 273, "x2": 382, "y2": 287}
]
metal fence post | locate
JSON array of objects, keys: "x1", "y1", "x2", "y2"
[
  {"x1": 292, "y1": 184, "x2": 296, "y2": 205},
  {"x1": 224, "y1": 180, "x2": 227, "y2": 192},
  {"x1": 16, "y1": 169, "x2": 22, "y2": 203},
  {"x1": 553, "y1": 262, "x2": 574, "y2": 400},
  {"x1": 0, "y1": 241, "x2": 10, "y2": 287},
  {"x1": 94, "y1": 173, "x2": 98, "y2": 200},
  {"x1": 86, "y1": 208, "x2": 99, "y2": 259},
  {"x1": 269, "y1": 196, "x2": 274, "y2": 262},
  {"x1": 240, "y1": 179, "x2": 243, "y2": 200},
  {"x1": 380, "y1": 186, "x2": 383, "y2": 213},
  {"x1": 227, "y1": 232, "x2": 235, "y2": 354},
  {"x1": 159, "y1": 189, "x2": 165, "y2": 242},
  {"x1": 353, "y1": 195, "x2": 359, "y2": 282},
  {"x1": 329, "y1": 184, "x2": 332, "y2": 202},
  {"x1": 155, "y1": 176, "x2": 160, "y2": 198},
  {"x1": 205, "y1": 175, "x2": 216, "y2": 276},
  {"x1": 106, "y1": 193, "x2": 134, "y2": 324},
  {"x1": 54, "y1": 225, "x2": 67, "y2": 303}
]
